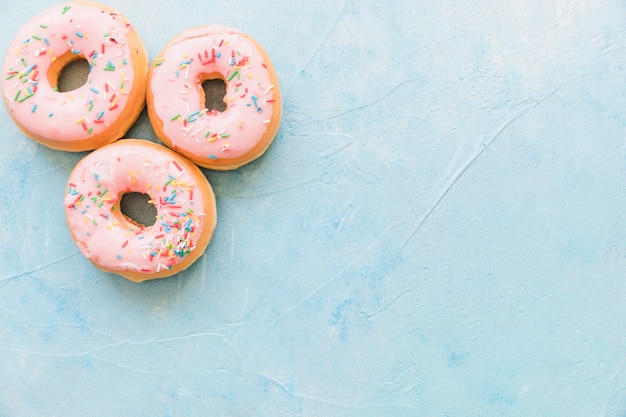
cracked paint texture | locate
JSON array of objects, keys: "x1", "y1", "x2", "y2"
[{"x1": 1, "y1": 0, "x2": 626, "y2": 416}]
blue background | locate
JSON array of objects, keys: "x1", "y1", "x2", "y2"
[{"x1": 1, "y1": 1, "x2": 626, "y2": 416}]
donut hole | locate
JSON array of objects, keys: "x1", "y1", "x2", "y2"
[
  {"x1": 53, "y1": 55, "x2": 91, "y2": 92},
  {"x1": 201, "y1": 77, "x2": 227, "y2": 113},
  {"x1": 119, "y1": 192, "x2": 157, "y2": 227}
]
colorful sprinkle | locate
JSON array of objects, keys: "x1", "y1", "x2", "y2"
[{"x1": 227, "y1": 70, "x2": 239, "y2": 82}]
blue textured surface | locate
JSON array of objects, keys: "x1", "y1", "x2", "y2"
[{"x1": 1, "y1": 0, "x2": 626, "y2": 415}]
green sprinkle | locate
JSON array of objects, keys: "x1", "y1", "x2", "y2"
[
  {"x1": 170, "y1": 114, "x2": 181, "y2": 121},
  {"x1": 32, "y1": 35, "x2": 42, "y2": 41},
  {"x1": 88, "y1": 127, "x2": 93, "y2": 134},
  {"x1": 62, "y1": 5, "x2": 71, "y2": 14},
  {"x1": 13, "y1": 90, "x2": 21, "y2": 101},
  {"x1": 18, "y1": 93, "x2": 33, "y2": 103},
  {"x1": 40, "y1": 24, "x2": 48, "y2": 29},
  {"x1": 227, "y1": 70, "x2": 239, "y2": 82}
]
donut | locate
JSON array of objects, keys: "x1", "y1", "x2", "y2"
[
  {"x1": 64, "y1": 139, "x2": 217, "y2": 282},
  {"x1": 147, "y1": 25, "x2": 282, "y2": 170},
  {"x1": 1, "y1": 2, "x2": 148, "y2": 151}
]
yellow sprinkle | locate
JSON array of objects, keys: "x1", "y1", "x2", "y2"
[
  {"x1": 66, "y1": 93, "x2": 74, "y2": 101},
  {"x1": 75, "y1": 117, "x2": 86, "y2": 124}
]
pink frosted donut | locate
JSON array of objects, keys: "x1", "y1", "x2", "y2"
[
  {"x1": 64, "y1": 139, "x2": 217, "y2": 282},
  {"x1": 147, "y1": 25, "x2": 282, "y2": 170},
  {"x1": 1, "y1": 2, "x2": 148, "y2": 151}
]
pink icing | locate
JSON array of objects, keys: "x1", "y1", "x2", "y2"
[
  {"x1": 64, "y1": 140, "x2": 211, "y2": 276},
  {"x1": 1, "y1": 3, "x2": 139, "y2": 143},
  {"x1": 149, "y1": 25, "x2": 279, "y2": 162}
]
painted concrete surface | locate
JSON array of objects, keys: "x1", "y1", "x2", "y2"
[{"x1": 1, "y1": 1, "x2": 626, "y2": 415}]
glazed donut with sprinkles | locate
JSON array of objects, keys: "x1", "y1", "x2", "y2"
[
  {"x1": 64, "y1": 139, "x2": 217, "y2": 282},
  {"x1": 147, "y1": 25, "x2": 282, "y2": 170},
  {"x1": 1, "y1": 2, "x2": 148, "y2": 151}
]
